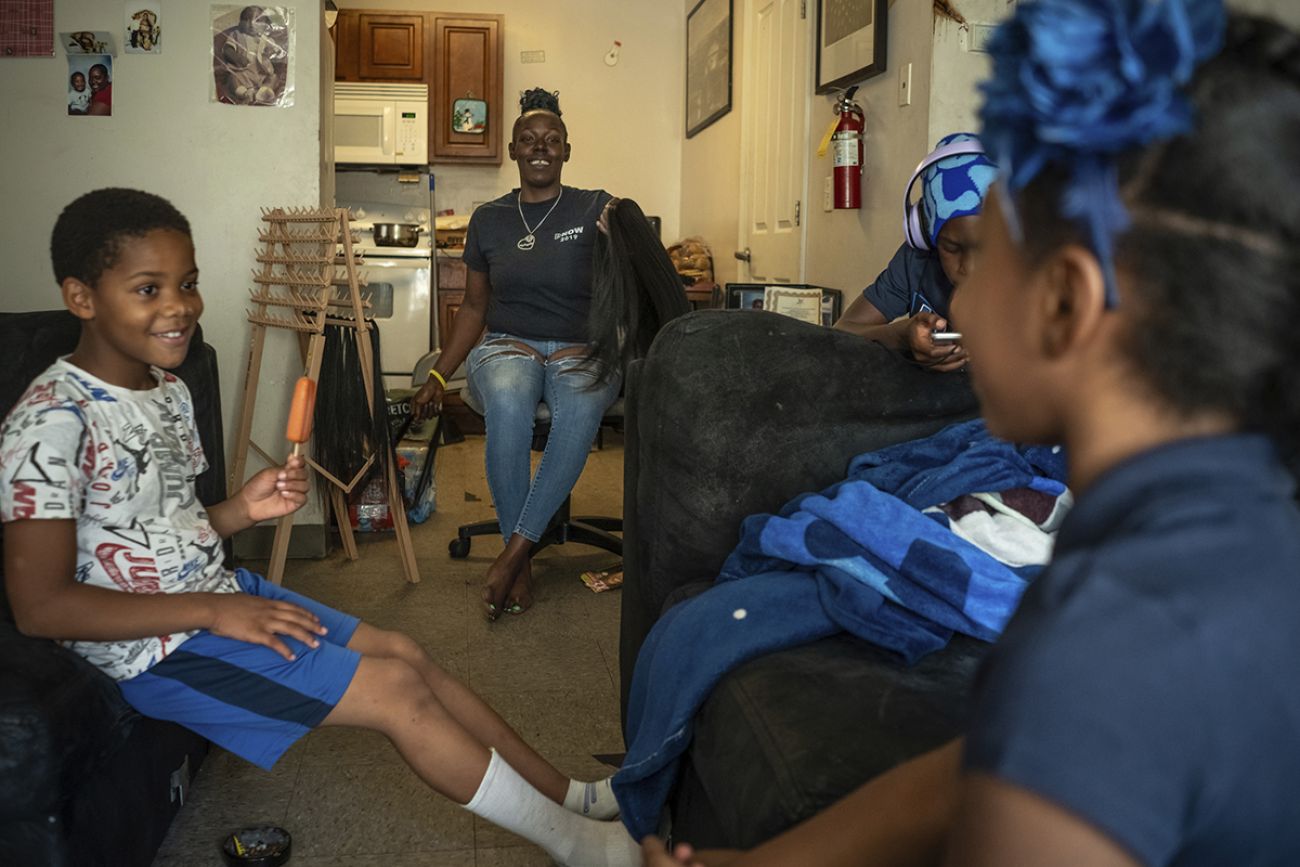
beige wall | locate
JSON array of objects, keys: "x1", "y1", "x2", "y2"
[
  {"x1": 344, "y1": 0, "x2": 685, "y2": 241},
  {"x1": 680, "y1": 0, "x2": 1022, "y2": 296},
  {"x1": 0, "y1": 2, "x2": 326, "y2": 521},
  {"x1": 804, "y1": 0, "x2": 934, "y2": 293},
  {"x1": 679, "y1": 0, "x2": 742, "y2": 285}
]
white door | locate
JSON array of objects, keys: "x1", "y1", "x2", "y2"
[{"x1": 738, "y1": 0, "x2": 809, "y2": 283}]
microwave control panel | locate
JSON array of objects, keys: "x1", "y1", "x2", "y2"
[{"x1": 395, "y1": 102, "x2": 428, "y2": 163}]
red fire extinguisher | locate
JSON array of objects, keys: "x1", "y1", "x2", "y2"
[{"x1": 832, "y1": 86, "x2": 865, "y2": 210}]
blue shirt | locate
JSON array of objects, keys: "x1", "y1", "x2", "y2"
[
  {"x1": 463, "y1": 186, "x2": 611, "y2": 342},
  {"x1": 861, "y1": 243, "x2": 955, "y2": 321},
  {"x1": 965, "y1": 435, "x2": 1300, "y2": 865}
]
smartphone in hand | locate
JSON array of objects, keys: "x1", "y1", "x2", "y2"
[{"x1": 932, "y1": 331, "x2": 962, "y2": 345}]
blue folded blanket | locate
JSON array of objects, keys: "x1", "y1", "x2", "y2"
[{"x1": 614, "y1": 420, "x2": 1068, "y2": 840}]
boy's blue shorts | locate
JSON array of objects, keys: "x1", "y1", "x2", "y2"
[{"x1": 118, "y1": 569, "x2": 362, "y2": 770}]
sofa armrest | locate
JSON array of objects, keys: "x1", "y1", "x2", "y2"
[
  {"x1": 619, "y1": 311, "x2": 979, "y2": 724},
  {"x1": 0, "y1": 620, "x2": 135, "y2": 821}
]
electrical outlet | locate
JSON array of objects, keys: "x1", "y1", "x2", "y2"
[
  {"x1": 823, "y1": 176, "x2": 833, "y2": 211},
  {"x1": 968, "y1": 24, "x2": 996, "y2": 52},
  {"x1": 520, "y1": 50, "x2": 546, "y2": 64},
  {"x1": 898, "y1": 62, "x2": 912, "y2": 107}
]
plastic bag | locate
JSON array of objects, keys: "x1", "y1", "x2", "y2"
[{"x1": 210, "y1": 5, "x2": 295, "y2": 107}]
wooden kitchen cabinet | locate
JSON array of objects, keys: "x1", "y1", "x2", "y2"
[
  {"x1": 437, "y1": 257, "x2": 470, "y2": 350},
  {"x1": 333, "y1": 9, "x2": 504, "y2": 165},
  {"x1": 430, "y1": 15, "x2": 503, "y2": 164},
  {"x1": 333, "y1": 11, "x2": 359, "y2": 81},
  {"x1": 358, "y1": 13, "x2": 425, "y2": 81},
  {"x1": 334, "y1": 11, "x2": 422, "y2": 82}
]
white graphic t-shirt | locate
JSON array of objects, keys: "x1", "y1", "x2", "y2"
[{"x1": 0, "y1": 359, "x2": 238, "y2": 681}]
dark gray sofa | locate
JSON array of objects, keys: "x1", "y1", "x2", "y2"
[
  {"x1": 0, "y1": 310, "x2": 227, "y2": 867},
  {"x1": 619, "y1": 310, "x2": 983, "y2": 849}
]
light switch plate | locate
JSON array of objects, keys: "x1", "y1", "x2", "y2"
[
  {"x1": 898, "y1": 62, "x2": 913, "y2": 107},
  {"x1": 520, "y1": 50, "x2": 546, "y2": 64}
]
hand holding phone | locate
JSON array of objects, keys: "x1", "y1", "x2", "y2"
[{"x1": 931, "y1": 331, "x2": 962, "y2": 345}]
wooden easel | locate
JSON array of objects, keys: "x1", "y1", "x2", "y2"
[{"x1": 230, "y1": 207, "x2": 420, "y2": 585}]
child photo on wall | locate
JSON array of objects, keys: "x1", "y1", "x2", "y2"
[{"x1": 125, "y1": 2, "x2": 162, "y2": 54}]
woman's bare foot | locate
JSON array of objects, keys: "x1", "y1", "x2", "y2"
[
  {"x1": 481, "y1": 558, "x2": 518, "y2": 621},
  {"x1": 505, "y1": 559, "x2": 534, "y2": 615},
  {"x1": 483, "y1": 534, "x2": 532, "y2": 621}
]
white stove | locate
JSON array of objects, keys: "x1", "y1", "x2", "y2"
[{"x1": 335, "y1": 170, "x2": 438, "y2": 390}]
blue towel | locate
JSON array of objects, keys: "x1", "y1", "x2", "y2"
[{"x1": 614, "y1": 420, "x2": 1067, "y2": 840}]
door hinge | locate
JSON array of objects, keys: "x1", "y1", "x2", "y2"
[
  {"x1": 794, "y1": 200, "x2": 801, "y2": 226},
  {"x1": 800, "y1": 0, "x2": 807, "y2": 20}
]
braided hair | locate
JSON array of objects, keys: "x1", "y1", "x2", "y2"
[
  {"x1": 519, "y1": 87, "x2": 561, "y2": 117},
  {"x1": 1013, "y1": 13, "x2": 1300, "y2": 467}
]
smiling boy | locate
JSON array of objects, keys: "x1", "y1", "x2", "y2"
[{"x1": 0, "y1": 188, "x2": 641, "y2": 867}]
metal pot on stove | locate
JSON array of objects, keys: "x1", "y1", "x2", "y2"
[{"x1": 370, "y1": 222, "x2": 425, "y2": 247}]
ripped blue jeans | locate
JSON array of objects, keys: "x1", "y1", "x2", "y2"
[{"x1": 467, "y1": 333, "x2": 621, "y2": 543}]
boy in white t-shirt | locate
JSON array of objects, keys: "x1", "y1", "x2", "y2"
[
  {"x1": 0, "y1": 188, "x2": 639, "y2": 867},
  {"x1": 68, "y1": 71, "x2": 90, "y2": 114}
]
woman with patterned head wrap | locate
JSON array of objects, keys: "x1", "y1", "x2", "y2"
[{"x1": 835, "y1": 133, "x2": 997, "y2": 373}]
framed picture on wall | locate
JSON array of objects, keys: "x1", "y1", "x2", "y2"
[
  {"x1": 685, "y1": 0, "x2": 732, "y2": 138},
  {"x1": 815, "y1": 0, "x2": 888, "y2": 94}
]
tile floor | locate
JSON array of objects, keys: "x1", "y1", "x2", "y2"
[{"x1": 152, "y1": 433, "x2": 628, "y2": 866}]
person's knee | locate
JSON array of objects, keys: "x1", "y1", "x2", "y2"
[
  {"x1": 362, "y1": 658, "x2": 442, "y2": 724},
  {"x1": 371, "y1": 628, "x2": 427, "y2": 666}
]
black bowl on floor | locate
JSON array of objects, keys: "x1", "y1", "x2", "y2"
[{"x1": 221, "y1": 825, "x2": 292, "y2": 866}]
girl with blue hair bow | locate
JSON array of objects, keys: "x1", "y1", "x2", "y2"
[
  {"x1": 834, "y1": 132, "x2": 996, "y2": 373},
  {"x1": 645, "y1": 2, "x2": 1299, "y2": 865}
]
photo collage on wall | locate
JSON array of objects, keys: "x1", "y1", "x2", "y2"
[
  {"x1": 18, "y1": 2, "x2": 300, "y2": 117},
  {"x1": 62, "y1": 30, "x2": 116, "y2": 116}
]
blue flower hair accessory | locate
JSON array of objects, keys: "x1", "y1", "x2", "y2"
[{"x1": 978, "y1": 0, "x2": 1225, "y2": 306}]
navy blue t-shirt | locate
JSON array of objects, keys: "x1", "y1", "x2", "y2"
[
  {"x1": 965, "y1": 435, "x2": 1300, "y2": 865},
  {"x1": 861, "y1": 243, "x2": 955, "y2": 321},
  {"x1": 463, "y1": 186, "x2": 612, "y2": 342}
]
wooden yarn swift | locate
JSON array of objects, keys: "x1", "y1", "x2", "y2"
[{"x1": 230, "y1": 206, "x2": 420, "y2": 585}]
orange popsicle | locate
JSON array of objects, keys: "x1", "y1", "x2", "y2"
[{"x1": 285, "y1": 376, "x2": 316, "y2": 456}]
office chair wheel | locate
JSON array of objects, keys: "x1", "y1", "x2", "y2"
[{"x1": 449, "y1": 537, "x2": 471, "y2": 559}]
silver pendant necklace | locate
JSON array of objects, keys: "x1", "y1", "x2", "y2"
[{"x1": 516, "y1": 188, "x2": 563, "y2": 251}]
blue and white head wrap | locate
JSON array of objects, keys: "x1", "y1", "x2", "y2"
[
  {"x1": 978, "y1": 0, "x2": 1225, "y2": 306},
  {"x1": 921, "y1": 132, "x2": 999, "y2": 248}
]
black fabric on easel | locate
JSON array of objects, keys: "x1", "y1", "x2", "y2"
[{"x1": 311, "y1": 321, "x2": 390, "y2": 496}]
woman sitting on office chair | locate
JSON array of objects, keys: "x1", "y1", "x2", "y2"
[{"x1": 412, "y1": 88, "x2": 620, "y2": 621}]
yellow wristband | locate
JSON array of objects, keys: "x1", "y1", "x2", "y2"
[{"x1": 428, "y1": 368, "x2": 448, "y2": 389}]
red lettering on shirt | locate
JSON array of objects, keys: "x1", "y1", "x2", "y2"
[
  {"x1": 11, "y1": 482, "x2": 37, "y2": 519},
  {"x1": 95, "y1": 542, "x2": 160, "y2": 593}
]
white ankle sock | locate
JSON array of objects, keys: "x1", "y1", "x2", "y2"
[
  {"x1": 465, "y1": 751, "x2": 639, "y2": 867},
  {"x1": 564, "y1": 776, "x2": 621, "y2": 820}
]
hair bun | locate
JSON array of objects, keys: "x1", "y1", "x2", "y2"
[{"x1": 519, "y1": 87, "x2": 562, "y2": 116}]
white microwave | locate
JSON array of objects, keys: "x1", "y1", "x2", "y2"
[{"x1": 334, "y1": 82, "x2": 428, "y2": 165}]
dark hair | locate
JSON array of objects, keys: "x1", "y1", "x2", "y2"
[
  {"x1": 584, "y1": 199, "x2": 691, "y2": 384},
  {"x1": 1014, "y1": 13, "x2": 1300, "y2": 460},
  {"x1": 51, "y1": 188, "x2": 192, "y2": 287},
  {"x1": 519, "y1": 87, "x2": 561, "y2": 117}
]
